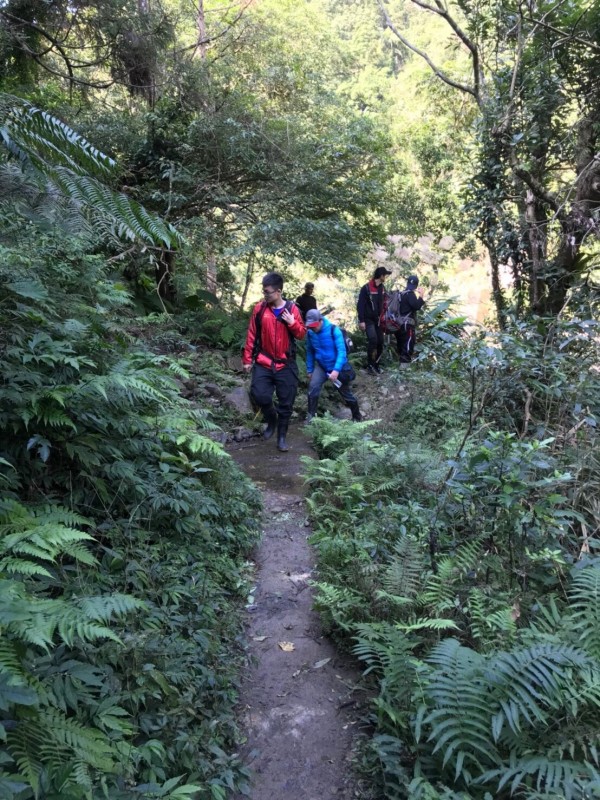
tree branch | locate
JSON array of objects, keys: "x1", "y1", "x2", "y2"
[
  {"x1": 527, "y1": 15, "x2": 600, "y2": 52},
  {"x1": 378, "y1": 0, "x2": 479, "y2": 103},
  {"x1": 509, "y1": 151, "x2": 561, "y2": 214},
  {"x1": 411, "y1": 0, "x2": 482, "y2": 100}
]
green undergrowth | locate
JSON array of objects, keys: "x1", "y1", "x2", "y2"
[
  {"x1": 0, "y1": 233, "x2": 261, "y2": 799},
  {"x1": 303, "y1": 310, "x2": 600, "y2": 800}
]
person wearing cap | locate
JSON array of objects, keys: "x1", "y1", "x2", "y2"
[
  {"x1": 295, "y1": 282, "x2": 318, "y2": 321},
  {"x1": 395, "y1": 274, "x2": 425, "y2": 364},
  {"x1": 304, "y1": 309, "x2": 362, "y2": 422},
  {"x1": 357, "y1": 266, "x2": 392, "y2": 375},
  {"x1": 242, "y1": 272, "x2": 306, "y2": 452}
]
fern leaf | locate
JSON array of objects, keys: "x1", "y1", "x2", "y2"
[{"x1": 568, "y1": 565, "x2": 600, "y2": 659}]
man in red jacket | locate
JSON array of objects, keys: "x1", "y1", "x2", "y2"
[{"x1": 242, "y1": 272, "x2": 306, "y2": 452}]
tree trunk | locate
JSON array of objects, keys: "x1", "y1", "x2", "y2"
[
  {"x1": 239, "y1": 253, "x2": 255, "y2": 310},
  {"x1": 206, "y1": 247, "x2": 217, "y2": 293},
  {"x1": 534, "y1": 104, "x2": 600, "y2": 315},
  {"x1": 485, "y1": 237, "x2": 506, "y2": 329},
  {"x1": 197, "y1": 0, "x2": 208, "y2": 59},
  {"x1": 524, "y1": 189, "x2": 547, "y2": 310}
]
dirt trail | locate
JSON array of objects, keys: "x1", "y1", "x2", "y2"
[{"x1": 229, "y1": 424, "x2": 364, "y2": 800}]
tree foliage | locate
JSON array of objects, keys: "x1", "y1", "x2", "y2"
[{"x1": 381, "y1": 0, "x2": 600, "y2": 320}]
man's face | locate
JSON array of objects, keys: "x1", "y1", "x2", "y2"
[
  {"x1": 262, "y1": 285, "x2": 281, "y2": 306},
  {"x1": 306, "y1": 286, "x2": 314, "y2": 296}
]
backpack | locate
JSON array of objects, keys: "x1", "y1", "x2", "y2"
[
  {"x1": 326, "y1": 325, "x2": 355, "y2": 383},
  {"x1": 330, "y1": 325, "x2": 354, "y2": 355},
  {"x1": 252, "y1": 300, "x2": 297, "y2": 363},
  {"x1": 383, "y1": 290, "x2": 415, "y2": 332}
]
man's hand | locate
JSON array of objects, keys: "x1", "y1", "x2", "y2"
[
  {"x1": 242, "y1": 363, "x2": 252, "y2": 373},
  {"x1": 307, "y1": 373, "x2": 312, "y2": 380},
  {"x1": 359, "y1": 322, "x2": 366, "y2": 331},
  {"x1": 328, "y1": 370, "x2": 339, "y2": 382},
  {"x1": 418, "y1": 288, "x2": 425, "y2": 299},
  {"x1": 281, "y1": 308, "x2": 294, "y2": 325}
]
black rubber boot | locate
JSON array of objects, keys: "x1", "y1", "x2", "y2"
[
  {"x1": 277, "y1": 420, "x2": 289, "y2": 452},
  {"x1": 305, "y1": 395, "x2": 318, "y2": 424},
  {"x1": 349, "y1": 401, "x2": 362, "y2": 422},
  {"x1": 263, "y1": 406, "x2": 278, "y2": 440}
]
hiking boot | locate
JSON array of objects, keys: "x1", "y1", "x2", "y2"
[
  {"x1": 366, "y1": 365, "x2": 377, "y2": 376},
  {"x1": 277, "y1": 421, "x2": 289, "y2": 452},
  {"x1": 349, "y1": 401, "x2": 362, "y2": 422},
  {"x1": 374, "y1": 364, "x2": 383, "y2": 375},
  {"x1": 263, "y1": 407, "x2": 277, "y2": 440},
  {"x1": 305, "y1": 396, "x2": 318, "y2": 424}
]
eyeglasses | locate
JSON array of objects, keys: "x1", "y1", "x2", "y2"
[{"x1": 262, "y1": 288, "x2": 278, "y2": 297}]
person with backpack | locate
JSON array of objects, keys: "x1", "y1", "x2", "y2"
[
  {"x1": 242, "y1": 272, "x2": 306, "y2": 452},
  {"x1": 295, "y1": 282, "x2": 318, "y2": 321},
  {"x1": 356, "y1": 266, "x2": 392, "y2": 375},
  {"x1": 394, "y1": 274, "x2": 426, "y2": 364},
  {"x1": 304, "y1": 309, "x2": 362, "y2": 423}
]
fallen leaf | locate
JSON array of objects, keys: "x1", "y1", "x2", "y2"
[
  {"x1": 278, "y1": 641, "x2": 295, "y2": 652},
  {"x1": 313, "y1": 658, "x2": 331, "y2": 669}
]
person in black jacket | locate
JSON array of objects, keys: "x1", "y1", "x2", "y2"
[
  {"x1": 357, "y1": 266, "x2": 391, "y2": 374},
  {"x1": 295, "y1": 282, "x2": 317, "y2": 321},
  {"x1": 395, "y1": 274, "x2": 425, "y2": 363}
]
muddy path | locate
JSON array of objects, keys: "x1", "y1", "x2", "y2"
[{"x1": 228, "y1": 423, "x2": 366, "y2": 800}]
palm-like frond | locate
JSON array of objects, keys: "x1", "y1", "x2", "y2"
[
  {"x1": 0, "y1": 94, "x2": 114, "y2": 178},
  {"x1": 0, "y1": 93, "x2": 181, "y2": 250}
]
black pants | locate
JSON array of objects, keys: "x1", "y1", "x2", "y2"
[
  {"x1": 395, "y1": 325, "x2": 416, "y2": 362},
  {"x1": 251, "y1": 362, "x2": 299, "y2": 422},
  {"x1": 365, "y1": 322, "x2": 384, "y2": 367}
]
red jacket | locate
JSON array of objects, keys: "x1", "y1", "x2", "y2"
[{"x1": 242, "y1": 300, "x2": 306, "y2": 370}]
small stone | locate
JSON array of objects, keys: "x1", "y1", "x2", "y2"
[
  {"x1": 224, "y1": 386, "x2": 254, "y2": 415},
  {"x1": 203, "y1": 382, "x2": 224, "y2": 398},
  {"x1": 233, "y1": 426, "x2": 254, "y2": 442}
]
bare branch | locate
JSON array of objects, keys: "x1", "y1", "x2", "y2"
[
  {"x1": 378, "y1": 0, "x2": 479, "y2": 103},
  {"x1": 528, "y1": 15, "x2": 600, "y2": 52},
  {"x1": 411, "y1": 0, "x2": 482, "y2": 99}
]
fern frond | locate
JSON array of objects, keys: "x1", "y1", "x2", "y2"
[
  {"x1": 76, "y1": 594, "x2": 145, "y2": 623},
  {"x1": 381, "y1": 537, "x2": 425, "y2": 601},
  {"x1": 0, "y1": 95, "x2": 115, "y2": 178},
  {"x1": 481, "y1": 756, "x2": 600, "y2": 797},
  {"x1": 0, "y1": 557, "x2": 53, "y2": 578},
  {"x1": 38, "y1": 710, "x2": 117, "y2": 768},
  {"x1": 568, "y1": 565, "x2": 600, "y2": 658},
  {"x1": 468, "y1": 588, "x2": 517, "y2": 647},
  {"x1": 487, "y1": 644, "x2": 590, "y2": 739},
  {"x1": 421, "y1": 638, "x2": 501, "y2": 779},
  {"x1": 175, "y1": 433, "x2": 225, "y2": 458}
]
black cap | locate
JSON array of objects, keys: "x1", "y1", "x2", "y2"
[
  {"x1": 373, "y1": 267, "x2": 392, "y2": 279},
  {"x1": 407, "y1": 275, "x2": 419, "y2": 288}
]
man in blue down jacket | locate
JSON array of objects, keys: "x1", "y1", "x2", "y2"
[{"x1": 304, "y1": 309, "x2": 362, "y2": 423}]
